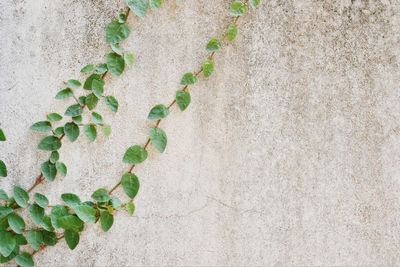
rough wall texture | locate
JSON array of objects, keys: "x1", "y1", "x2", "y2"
[{"x1": 1, "y1": 0, "x2": 400, "y2": 265}]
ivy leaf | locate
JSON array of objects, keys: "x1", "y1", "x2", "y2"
[
  {"x1": 91, "y1": 189, "x2": 110, "y2": 202},
  {"x1": 95, "y1": 64, "x2": 108, "y2": 75},
  {"x1": 29, "y1": 204, "x2": 45, "y2": 226},
  {"x1": 0, "y1": 207, "x2": 12, "y2": 219},
  {"x1": 150, "y1": 0, "x2": 162, "y2": 10},
  {"x1": 103, "y1": 124, "x2": 112, "y2": 138},
  {"x1": 121, "y1": 173, "x2": 140, "y2": 199},
  {"x1": 0, "y1": 190, "x2": 8, "y2": 201},
  {"x1": 107, "y1": 53, "x2": 125, "y2": 77},
  {"x1": 122, "y1": 145, "x2": 148, "y2": 164},
  {"x1": 249, "y1": 0, "x2": 260, "y2": 8},
  {"x1": 30, "y1": 121, "x2": 52, "y2": 132},
  {"x1": 50, "y1": 151, "x2": 60, "y2": 163},
  {"x1": 41, "y1": 161, "x2": 57, "y2": 182},
  {"x1": 0, "y1": 160, "x2": 7, "y2": 177},
  {"x1": 91, "y1": 112, "x2": 103, "y2": 125},
  {"x1": 124, "y1": 53, "x2": 135, "y2": 66},
  {"x1": 206, "y1": 39, "x2": 222, "y2": 52},
  {"x1": 56, "y1": 162, "x2": 67, "y2": 177},
  {"x1": 65, "y1": 79, "x2": 81, "y2": 89},
  {"x1": 149, "y1": 128, "x2": 167, "y2": 153},
  {"x1": 83, "y1": 124, "x2": 97, "y2": 142},
  {"x1": 180, "y1": 72, "x2": 198, "y2": 85},
  {"x1": 7, "y1": 213, "x2": 25, "y2": 234},
  {"x1": 176, "y1": 90, "x2": 191, "y2": 111},
  {"x1": 15, "y1": 253, "x2": 34, "y2": 267},
  {"x1": 34, "y1": 193, "x2": 49, "y2": 208},
  {"x1": 86, "y1": 93, "x2": 99, "y2": 110},
  {"x1": 92, "y1": 79, "x2": 105, "y2": 99},
  {"x1": 47, "y1": 113, "x2": 62, "y2": 122},
  {"x1": 100, "y1": 211, "x2": 114, "y2": 232},
  {"x1": 110, "y1": 198, "x2": 122, "y2": 210},
  {"x1": 41, "y1": 216, "x2": 54, "y2": 232},
  {"x1": 42, "y1": 230, "x2": 57, "y2": 246},
  {"x1": 230, "y1": 1, "x2": 248, "y2": 16},
  {"x1": 55, "y1": 88, "x2": 73, "y2": 100},
  {"x1": 13, "y1": 186, "x2": 29, "y2": 208},
  {"x1": 15, "y1": 234, "x2": 27, "y2": 245},
  {"x1": 126, "y1": 202, "x2": 135, "y2": 216},
  {"x1": 148, "y1": 104, "x2": 170, "y2": 120},
  {"x1": 27, "y1": 229, "x2": 43, "y2": 251},
  {"x1": 0, "y1": 128, "x2": 5, "y2": 141},
  {"x1": 57, "y1": 215, "x2": 84, "y2": 232},
  {"x1": 73, "y1": 205, "x2": 97, "y2": 224},
  {"x1": 50, "y1": 205, "x2": 68, "y2": 229},
  {"x1": 111, "y1": 43, "x2": 123, "y2": 55},
  {"x1": 81, "y1": 64, "x2": 95, "y2": 73},
  {"x1": 54, "y1": 126, "x2": 64, "y2": 137},
  {"x1": 0, "y1": 231, "x2": 16, "y2": 257},
  {"x1": 203, "y1": 59, "x2": 214, "y2": 78},
  {"x1": 65, "y1": 230, "x2": 80, "y2": 250},
  {"x1": 105, "y1": 96, "x2": 119, "y2": 112},
  {"x1": 106, "y1": 21, "x2": 131, "y2": 45},
  {"x1": 38, "y1": 136, "x2": 61, "y2": 151},
  {"x1": 126, "y1": 0, "x2": 148, "y2": 18},
  {"x1": 61, "y1": 193, "x2": 81, "y2": 208},
  {"x1": 227, "y1": 25, "x2": 238, "y2": 41},
  {"x1": 83, "y1": 74, "x2": 101, "y2": 90},
  {"x1": 64, "y1": 122, "x2": 80, "y2": 142}
]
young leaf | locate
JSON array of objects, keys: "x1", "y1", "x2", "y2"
[
  {"x1": 124, "y1": 53, "x2": 135, "y2": 66},
  {"x1": 41, "y1": 216, "x2": 55, "y2": 232},
  {"x1": 13, "y1": 186, "x2": 29, "y2": 208},
  {"x1": 64, "y1": 122, "x2": 80, "y2": 142},
  {"x1": 230, "y1": 1, "x2": 248, "y2": 16},
  {"x1": 149, "y1": 128, "x2": 167, "y2": 153},
  {"x1": 249, "y1": 0, "x2": 260, "y2": 8},
  {"x1": 227, "y1": 25, "x2": 238, "y2": 41},
  {"x1": 126, "y1": 202, "x2": 135, "y2": 216},
  {"x1": 105, "y1": 96, "x2": 119, "y2": 112},
  {"x1": 7, "y1": 213, "x2": 25, "y2": 234},
  {"x1": 203, "y1": 59, "x2": 214, "y2": 78},
  {"x1": 65, "y1": 230, "x2": 80, "y2": 250},
  {"x1": 57, "y1": 215, "x2": 84, "y2": 232},
  {"x1": 42, "y1": 230, "x2": 57, "y2": 246},
  {"x1": 176, "y1": 90, "x2": 191, "y2": 111},
  {"x1": 180, "y1": 72, "x2": 198, "y2": 85},
  {"x1": 100, "y1": 211, "x2": 114, "y2": 232},
  {"x1": 15, "y1": 253, "x2": 34, "y2": 267},
  {"x1": 118, "y1": 13, "x2": 126, "y2": 23},
  {"x1": 0, "y1": 160, "x2": 7, "y2": 177},
  {"x1": 121, "y1": 173, "x2": 140, "y2": 199},
  {"x1": 122, "y1": 145, "x2": 148, "y2": 164},
  {"x1": 81, "y1": 64, "x2": 95, "y2": 73},
  {"x1": 0, "y1": 190, "x2": 8, "y2": 200},
  {"x1": 83, "y1": 74, "x2": 101, "y2": 90},
  {"x1": 54, "y1": 126, "x2": 64, "y2": 137},
  {"x1": 91, "y1": 112, "x2": 103, "y2": 125},
  {"x1": 107, "y1": 53, "x2": 125, "y2": 77},
  {"x1": 110, "y1": 198, "x2": 122, "y2": 210},
  {"x1": 95, "y1": 64, "x2": 108, "y2": 75},
  {"x1": 73, "y1": 205, "x2": 97, "y2": 224},
  {"x1": 206, "y1": 39, "x2": 222, "y2": 52},
  {"x1": 29, "y1": 204, "x2": 45, "y2": 226},
  {"x1": 111, "y1": 43, "x2": 123, "y2": 55},
  {"x1": 34, "y1": 193, "x2": 49, "y2": 208},
  {"x1": 0, "y1": 128, "x2": 5, "y2": 141},
  {"x1": 91, "y1": 189, "x2": 110, "y2": 202},
  {"x1": 61, "y1": 193, "x2": 81, "y2": 208},
  {"x1": 27, "y1": 229, "x2": 43, "y2": 250},
  {"x1": 55, "y1": 88, "x2": 73, "y2": 100},
  {"x1": 86, "y1": 93, "x2": 99, "y2": 110},
  {"x1": 65, "y1": 104, "x2": 83, "y2": 117},
  {"x1": 50, "y1": 151, "x2": 60, "y2": 163},
  {"x1": 47, "y1": 113, "x2": 63, "y2": 122},
  {"x1": 83, "y1": 124, "x2": 97, "y2": 142},
  {"x1": 72, "y1": 115, "x2": 82, "y2": 124},
  {"x1": 150, "y1": 0, "x2": 162, "y2": 10},
  {"x1": 41, "y1": 161, "x2": 57, "y2": 182},
  {"x1": 38, "y1": 136, "x2": 61, "y2": 151},
  {"x1": 126, "y1": 0, "x2": 148, "y2": 18},
  {"x1": 30, "y1": 121, "x2": 52, "y2": 132},
  {"x1": 105, "y1": 21, "x2": 131, "y2": 45},
  {"x1": 148, "y1": 104, "x2": 170, "y2": 120},
  {"x1": 50, "y1": 205, "x2": 68, "y2": 229},
  {"x1": 0, "y1": 231, "x2": 16, "y2": 257},
  {"x1": 65, "y1": 79, "x2": 81, "y2": 89},
  {"x1": 92, "y1": 79, "x2": 105, "y2": 99},
  {"x1": 103, "y1": 124, "x2": 112, "y2": 138}
]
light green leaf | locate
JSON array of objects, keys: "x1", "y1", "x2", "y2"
[
  {"x1": 111, "y1": 43, "x2": 123, "y2": 55},
  {"x1": 83, "y1": 74, "x2": 101, "y2": 90},
  {"x1": 124, "y1": 53, "x2": 135, "y2": 66},
  {"x1": 27, "y1": 229, "x2": 43, "y2": 251},
  {"x1": 57, "y1": 215, "x2": 84, "y2": 232},
  {"x1": 230, "y1": 1, "x2": 248, "y2": 16},
  {"x1": 121, "y1": 173, "x2": 140, "y2": 199},
  {"x1": 92, "y1": 79, "x2": 105, "y2": 99},
  {"x1": 50, "y1": 151, "x2": 60, "y2": 163},
  {"x1": 107, "y1": 53, "x2": 125, "y2": 77},
  {"x1": 81, "y1": 64, "x2": 95, "y2": 73},
  {"x1": 206, "y1": 39, "x2": 222, "y2": 52},
  {"x1": 91, "y1": 112, "x2": 103, "y2": 125},
  {"x1": 126, "y1": 0, "x2": 148, "y2": 18},
  {"x1": 110, "y1": 198, "x2": 122, "y2": 210},
  {"x1": 0, "y1": 190, "x2": 8, "y2": 200},
  {"x1": 86, "y1": 93, "x2": 99, "y2": 110},
  {"x1": 0, "y1": 128, "x2": 5, "y2": 141},
  {"x1": 0, "y1": 207, "x2": 12, "y2": 219},
  {"x1": 126, "y1": 202, "x2": 135, "y2": 215},
  {"x1": 148, "y1": 104, "x2": 170, "y2": 120},
  {"x1": 91, "y1": 189, "x2": 110, "y2": 202},
  {"x1": 83, "y1": 124, "x2": 97, "y2": 142},
  {"x1": 65, "y1": 230, "x2": 80, "y2": 250},
  {"x1": 180, "y1": 72, "x2": 198, "y2": 85},
  {"x1": 15, "y1": 253, "x2": 34, "y2": 267},
  {"x1": 95, "y1": 64, "x2": 108, "y2": 75},
  {"x1": 41, "y1": 161, "x2": 57, "y2": 182},
  {"x1": 176, "y1": 90, "x2": 191, "y2": 111},
  {"x1": 0, "y1": 231, "x2": 16, "y2": 257},
  {"x1": 105, "y1": 21, "x2": 131, "y2": 45},
  {"x1": 149, "y1": 127, "x2": 167, "y2": 153},
  {"x1": 61, "y1": 193, "x2": 81, "y2": 208},
  {"x1": 41, "y1": 216, "x2": 54, "y2": 232},
  {"x1": 66, "y1": 79, "x2": 81, "y2": 89},
  {"x1": 47, "y1": 113, "x2": 62, "y2": 122},
  {"x1": 72, "y1": 115, "x2": 82, "y2": 124},
  {"x1": 29, "y1": 204, "x2": 45, "y2": 226},
  {"x1": 7, "y1": 213, "x2": 25, "y2": 234},
  {"x1": 150, "y1": 0, "x2": 162, "y2": 9},
  {"x1": 203, "y1": 59, "x2": 214, "y2": 78},
  {"x1": 50, "y1": 205, "x2": 68, "y2": 229},
  {"x1": 56, "y1": 162, "x2": 67, "y2": 177},
  {"x1": 64, "y1": 122, "x2": 80, "y2": 142},
  {"x1": 73, "y1": 205, "x2": 97, "y2": 224},
  {"x1": 30, "y1": 121, "x2": 52, "y2": 132},
  {"x1": 55, "y1": 89, "x2": 73, "y2": 100},
  {"x1": 227, "y1": 25, "x2": 238, "y2": 41},
  {"x1": 13, "y1": 186, "x2": 29, "y2": 208},
  {"x1": 65, "y1": 104, "x2": 83, "y2": 117},
  {"x1": 34, "y1": 193, "x2": 49, "y2": 208},
  {"x1": 0, "y1": 245, "x2": 18, "y2": 264},
  {"x1": 249, "y1": 0, "x2": 260, "y2": 8},
  {"x1": 100, "y1": 211, "x2": 114, "y2": 232},
  {"x1": 0, "y1": 160, "x2": 7, "y2": 177},
  {"x1": 38, "y1": 136, "x2": 61, "y2": 151},
  {"x1": 103, "y1": 124, "x2": 112, "y2": 138},
  {"x1": 122, "y1": 145, "x2": 148, "y2": 164},
  {"x1": 105, "y1": 96, "x2": 119, "y2": 113},
  {"x1": 53, "y1": 126, "x2": 64, "y2": 137}
]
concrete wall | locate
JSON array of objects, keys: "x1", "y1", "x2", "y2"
[{"x1": 1, "y1": 0, "x2": 400, "y2": 265}]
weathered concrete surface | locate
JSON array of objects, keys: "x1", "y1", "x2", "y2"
[{"x1": 1, "y1": 0, "x2": 400, "y2": 265}]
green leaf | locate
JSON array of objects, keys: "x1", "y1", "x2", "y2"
[
  {"x1": 95, "y1": 64, "x2": 108, "y2": 75},
  {"x1": 122, "y1": 145, "x2": 148, "y2": 164},
  {"x1": 29, "y1": 204, "x2": 45, "y2": 226},
  {"x1": 0, "y1": 128, "x2": 5, "y2": 141},
  {"x1": 7, "y1": 213, "x2": 25, "y2": 234},
  {"x1": 176, "y1": 90, "x2": 191, "y2": 111},
  {"x1": 0, "y1": 190, "x2": 8, "y2": 200},
  {"x1": 66, "y1": 79, "x2": 81, "y2": 89},
  {"x1": 83, "y1": 74, "x2": 101, "y2": 90},
  {"x1": 203, "y1": 59, "x2": 214, "y2": 78},
  {"x1": 81, "y1": 64, "x2": 95, "y2": 73},
  {"x1": 180, "y1": 72, "x2": 198, "y2": 85},
  {"x1": 61, "y1": 193, "x2": 81, "y2": 208},
  {"x1": 15, "y1": 234, "x2": 27, "y2": 245},
  {"x1": 64, "y1": 230, "x2": 80, "y2": 250},
  {"x1": 121, "y1": 173, "x2": 140, "y2": 199},
  {"x1": 124, "y1": 53, "x2": 135, "y2": 66},
  {"x1": 15, "y1": 253, "x2": 34, "y2": 267},
  {"x1": 41, "y1": 161, "x2": 57, "y2": 182},
  {"x1": 91, "y1": 112, "x2": 103, "y2": 125},
  {"x1": 27, "y1": 230, "x2": 43, "y2": 251},
  {"x1": 118, "y1": 13, "x2": 126, "y2": 23},
  {"x1": 65, "y1": 104, "x2": 83, "y2": 117},
  {"x1": 206, "y1": 39, "x2": 222, "y2": 52},
  {"x1": 34, "y1": 193, "x2": 49, "y2": 208},
  {"x1": 100, "y1": 211, "x2": 114, "y2": 232},
  {"x1": 92, "y1": 79, "x2": 105, "y2": 99},
  {"x1": 30, "y1": 121, "x2": 52, "y2": 132},
  {"x1": 107, "y1": 53, "x2": 125, "y2": 77},
  {"x1": 150, "y1": 0, "x2": 162, "y2": 10},
  {"x1": 73, "y1": 205, "x2": 97, "y2": 224},
  {"x1": 50, "y1": 151, "x2": 60, "y2": 163},
  {"x1": 103, "y1": 124, "x2": 112, "y2": 138},
  {"x1": 148, "y1": 104, "x2": 170, "y2": 120},
  {"x1": 50, "y1": 205, "x2": 68, "y2": 229},
  {"x1": 110, "y1": 198, "x2": 122, "y2": 210},
  {"x1": 47, "y1": 113, "x2": 62, "y2": 122},
  {"x1": 42, "y1": 230, "x2": 57, "y2": 246},
  {"x1": 13, "y1": 186, "x2": 29, "y2": 208},
  {"x1": 54, "y1": 126, "x2": 64, "y2": 137},
  {"x1": 91, "y1": 189, "x2": 110, "y2": 203},
  {"x1": 83, "y1": 124, "x2": 97, "y2": 142},
  {"x1": 110, "y1": 43, "x2": 123, "y2": 55},
  {"x1": 149, "y1": 128, "x2": 167, "y2": 153},
  {"x1": 64, "y1": 122, "x2": 80, "y2": 142},
  {"x1": 227, "y1": 25, "x2": 238, "y2": 41},
  {"x1": 0, "y1": 245, "x2": 18, "y2": 264},
  {"x1": 249, "y1": 0, "x2": 260, "y2": 8},
  {"x1": 57, "y1": 215, "x2": 84, "y2": 232},
  {"x1": 0, "y1": 160, "x2": 7, "y2": 177},
  {"x1": 0, "y1": 207, "x2": 12, "y2": 219},
  {"x1": 0, "y1": 231, "x2": 16, "y2": 257},
  {"x1": 230, "y1": 1, "x2": 248, "y2": 16},
  {"x1": 41, "y1": 216, "x2": 54, "y2": 232},
  {"x1": 126, "y1": 0, "x2": 148, "y2": 18},
  {"x1": 0, "y1": 216, "x2": 9, "y2": 230},
  {"x1": 72, "y1": 115, "x2": 82, "y2": 124},
  {"x1": 105, "y1": 21, "x2": 131, "y2": 45},
  {"x1": 78, "y1": 96, "x2": 86, "y2": 105},
  {"x1": 56, "y1": 162, "x2": 67, "y2": 177},
  {"x1": 126, "y1": 202, "x2": 135, "y2": 215},
  {"x1": 55, "y1": 88, "x2": 73, "y2": 100},
  {"x1": 86, "y1": 93, "x2": 99, "y2": 110},
  {"x1": 38, "y1": 136, "x2": 61, "y2": 151},
  {"x1": 105, "y1": 96, "x2": 119, "y2": 112}
]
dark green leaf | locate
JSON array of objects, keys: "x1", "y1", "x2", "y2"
[
  {"x1": 203, "y1": 59, "x2": 214, "y2": 78},
  {"x1": 0, "y1": 128, "x2": 5, "y2": 141},
  {"x1": 34, "y1": 193, "x2": 49, "y2": 208},
  {"x1": 13, "y1": 186, "x2": 29, "y2": 208},
  {"x1": 81, "y1": 64, "x2": 95, "y2": 73},
  {"x1": 47, "y1": 113, "x2": 62, "y2": 122},
  {"x1": 78, "y1": 96, "x2": 86, "y2": 105},
  {"x1": 148, "y1": 104, "x2": 170, "y2": 120},
  {"x1": 0, "y1": 231, "x2": 16, "y2": 257},
  {"x1": 91, "y1": 189, "x2": 110, "y2": 202},
  {"x1": 56, "y1": 162, "x2": 67, "y2": 177},
  {"x1": 126, "y1": 0, "x2": 148, "y2": 18},
  {"x1": 92, "y1": 79, "x2": 105, "y2": 99},
  {"x1": 65, "y1": 104, "x2": 83, "y2": 117},
  {"x1": 55, "y1": 89, "x2": 73, "y2": 100},
  {"x1": 103, "y1": 124, "x2": 112, "y2": 138},
  {"x1": 0, "y1": 189, "x2": 8, "y2": 200},
  {"x1": 61, "y1": 193, "x2": 81, "y2": 208},
  {"x1": 15, "y1": 234, "x2": 27, "y2": 245},
  {"x1": 29, "y1": 204, "x2": 45, "y2": 226},
  {"x1": 0, "y1": 160, "x2": 6, "y2": 177},
  {"x1": 149, "y1": 127, "x2": 167, "y2": 153},
  {"x1": 230, "y1": 1, "x2": 248, "y2": 15},
  {"x1": 91, "y1": 112, "x2": 103, "y2": 125},
  {"x1": 54, "y1": 126, "x2": 64, "y2": 137},
  {"x1": 180, "y1": 72, "x2": 198, "y2": 85},
  {"x1": 107, "y1": 53, "x2": 125, "y2": 77},
  {"x1": 64, "y1": 122, "x2": 80, "y2": 142},
  {"x1": 0, "y1": 245, "x2": 18, "y2": 264},
  {"x1": 95, "y1": 64, "x2": 108, "y2": 75},
  {"x1": 227, "y1": 25, "x2": 238, "y2": 41},
  {"x1": 30, "y1": 121, "x2": 52, "y2": 132},
  {"x1": 124, "y1": 53, "x2": 135, "y2": 66},
  {"x1": 65, "y1": 230, "x2": 80, "y2": 250},
  {"x1": 100, "y1": 211, "x2": 113, "y2": 232},
  {"x1": 83, "y1": 124, "x2": 97, "y2": 142},
  {"x1": 121, "y1": 173, "x2": 140, "y2": 199},
  {"x1": 72, "y1": 115, "x2": 82, "y2": 124},
  {"x1": 105, "y1": 21, "x2": 131, "y2": 45},
  {"x1": 50, "y1": 205, "x2": 68, "y2": 229},
  {"x1": 206, "y1": 39, "x2": 222, "y2": 52},
  {"x1": 86, "y1": 93, "x2": 99, "y2": 110},
  {"x1": 42, "y1": 230, "x2": 57, "y2": 246},
  {"x1": 105, "y1": 96, "x2": 119, "y2": 112},
  {"x1": 110, "y1": 198, "x2": 122, "y2": 210},
  {"x1": 126, "y1": 202, "x2": 135, "y2": 215},
  {"x1": 249, "y1": 0, "x2": 260, "y2": 8},
  {"x1": 27, "y1": 230, "x2": 43, "y2": 250},
  {"x1": 66, "y1": 79, "x2": 81, "y2": 89},
  {"x1": 41, "y1": 161, "x2": 57, "y2": 182},
  {"x1": 41, "y1": 216, "x2": 54, "y2": 232},
  {"x1": 122, "y1": 145, "x2": 148, "y2": 164},
  {"x1": 176, "y1": 90, "x2": 191, "y2": 111},
  {"x1": 0, "y1": 216, "x2": 9, "y2": 230},
  {"x1": 150, "y1": 0, "x2": 162, "y2": 10},
  {"x1": 111, "y1": 43, "x2": 123, "y2": 55},
  {"x1": 118, "y1": 13, "x2": 126, "y2": 23},
  {"x1": 83, "y1": 74, "x2": 101, "y2": 90},
  {"x1": 73, "y1": 205, "x2": 97, "y2": 224},
  {"x1": 15, "y1": 253, "x2": 34, "y2": 267},
  {"x1": 50, "y1": 151, "x2": 60, "y2": 163},
  {"x1": 57, "y1": 215, "x2": 84, "y2": 232},
  {"x1": 7, "y1": 213, "x2": 25, "y2": 234},
  {"x1": 38, "y1": 136, "x2": 61, "y2": 151},
  {"x1": 0, "y1": 207, "x2": 12, "y2": 219}
]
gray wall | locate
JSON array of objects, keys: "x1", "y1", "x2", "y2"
[{"x1": 1, "y1": 0, "x2": 400, "y2": 265}]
